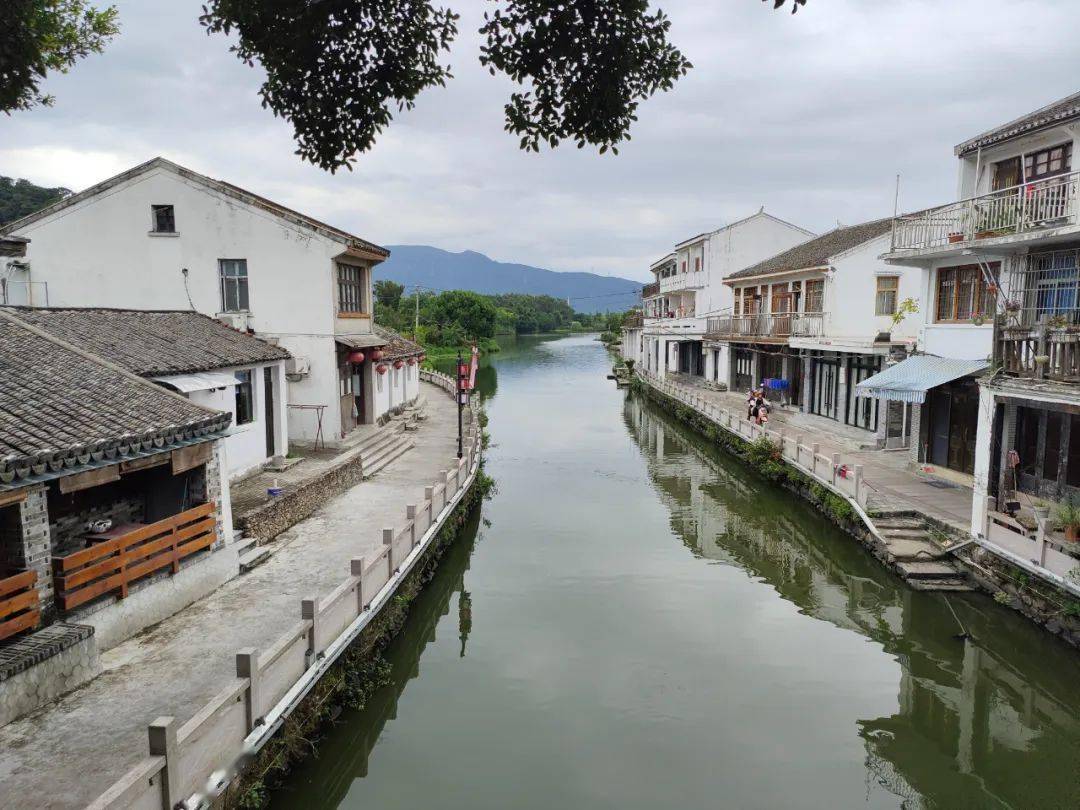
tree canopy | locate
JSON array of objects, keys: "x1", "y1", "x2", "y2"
[
  {"x1": 0, "y1": 176, "x2": 72, "y2": 225},
  {"x1": 1, "y1": 0, "x2": 118, "y2": 113}
]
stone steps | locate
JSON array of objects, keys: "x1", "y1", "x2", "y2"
[
  {"x1": 895, "y1": 560, "x2": 974, "y2": 592},
  {"x1": 239, "y1": 544, "x2": 272, "y2": 573},
  {"x1": 363, "y1": 436, "x2": 415, "y2": 478}
]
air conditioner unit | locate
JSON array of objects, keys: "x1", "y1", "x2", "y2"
[
  {"x1": 216, "y1": 312, "x2": 251, "y2": 331},
  {"x1": 285, "y1": 356, "x2": 310, "y2": 381}
]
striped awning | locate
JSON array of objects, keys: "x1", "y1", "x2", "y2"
[{"x1": 855, "y1": 355, "x2": 987, "y2": 404}]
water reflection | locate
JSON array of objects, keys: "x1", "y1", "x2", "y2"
[
  {"x1": 623, "y1": 395, "x2": 1080, "y2": 809},
  {"x1": 270, "y1": 508, "x2": 483, "y2": 808}
]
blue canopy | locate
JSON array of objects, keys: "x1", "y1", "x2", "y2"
[{"x1": 854, "y1": 355, "x2": 987, "y2": 404}]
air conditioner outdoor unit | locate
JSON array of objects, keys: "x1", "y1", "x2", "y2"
[{"x1": 285, "y1": 356, "x2": 310, "y2": 381}]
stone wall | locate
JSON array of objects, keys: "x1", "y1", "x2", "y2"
[
  {"x1": 0, "y1": 623, "x2": 100, "y2": 728},
  {"x1": 0, "y1": 488, "x2": 55, "y2": 611},
  {"x1": 236, "y1": 451, "x2": 365, "y2": 543},
  {"x1": 49, "y1": 493, "x2": 144, "y2": 557}
]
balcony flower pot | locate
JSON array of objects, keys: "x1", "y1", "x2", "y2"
[
  {"x1": 948, "y1": 232, "x2": 964, "y2": 243},
  {"x1": 1055, "y1": 496, "x2": 1080, "y2": 541},
  {"x1": 975, "y1": 230, "x2": 996, "y2": 240}
]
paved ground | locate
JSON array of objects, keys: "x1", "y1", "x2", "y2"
[
  {"x1": 0, "y1": 382, "x2": 460, "y2": 810},
  {"x1": 667, "y1": 378, "x2": 974, "y2": 532}
]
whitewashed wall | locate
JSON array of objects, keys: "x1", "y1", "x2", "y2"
[
  {"x1": 956, "y1": 124, "x2": 1080, "y2": 199},
  {"x1": 5, "y1": 164, "x2": 377, "y2": 445},
  {"x1": 186, "y1": 361, "x2": 288, "y2": 479}
]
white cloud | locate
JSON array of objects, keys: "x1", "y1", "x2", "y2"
[{"x1": 2, "y1": 0, "x2": 1078, "y2": 282}]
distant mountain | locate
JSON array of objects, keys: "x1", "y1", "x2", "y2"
[{"x1": 377, "y1": 245, "x2": 643, "y2": 313}]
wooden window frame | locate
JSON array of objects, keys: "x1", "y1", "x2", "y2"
[
  {"x1": 875, "y1": 275, "x2": 899, "y2": 316},
  {"x1": 150, "y1": 204, "x2": 176, "y2": 234},
  {"x1": 219, "y1": 259, "x2": 249, "y2": 313},
  {"x1": 337, "y1": 263, "x2": 367, "y2": 315},
  {"x1": 804, "y1": 279, "x2": 824, "y2": 314},
  {"x1": 934, "y1": 264, "x2": 998, "y2": 324}
]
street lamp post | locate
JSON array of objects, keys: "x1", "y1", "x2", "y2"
[{"x1": 456, "y1": 350, "x2": 466, "y2": 459}]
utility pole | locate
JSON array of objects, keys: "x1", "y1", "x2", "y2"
[{"x1": 414, "y1": 285, "x2": 420, "y2": 337}]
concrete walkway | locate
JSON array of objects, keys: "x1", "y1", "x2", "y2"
[
  {"x1": 0, "y1": 382, "x2": 460, "y2": 810},
  {"x1": 665, "y1": 377, "x2": 974, "y2": 533}
]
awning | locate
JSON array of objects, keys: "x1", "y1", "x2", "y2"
[
  {"x1": 336, "y1": 334, "x2": 385, "y2": 350},
  {"x1": 152, "y1": 371, "x2": 239, "y2": 393},
  {"x1": 854, "y1": 355, "x2": 988, "y2": 404}
]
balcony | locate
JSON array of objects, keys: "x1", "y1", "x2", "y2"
[
  {"x1": 660, "y1": 269, "x2": 706, "y2": 293},
  {"x1": 705, "y1": 312, "x2": 825, "y2": 342},
  {"x1": 890, "y1": 171, "x2": 1080, "y2": 255},
  {"x1": 999, "y1": 324, "x2": 1080, "y2": 383},
  {"x1": 623, "y1": 311, "x2": 643, "y2": 329},
  {"x1": 642, "y1": 281, "x2": 660, "y2": 299}
]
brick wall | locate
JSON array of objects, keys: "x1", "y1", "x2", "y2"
[
  {"x1": 189, "y1": 441, "x2": 226, "y2": 550},
  {"x1": 0, "y1": 487, "x2": 56, "y2": 610},
  {"x1": 49, "y1": 494, "x2": 144, "y2": 558}
]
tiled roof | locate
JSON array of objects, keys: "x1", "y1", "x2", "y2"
[
  {"x1": 373, "y1": 324, "x2": 423, "y2": 360},
  {"x1": 724, "y1": 218, "x2": 892, "y2": 281},
  {"x1": 956, "y1": 90, "x2": 1080, "y2": 156},
  {"x1": 0, "y1": 311, "x2": 230, "y2": 488},
  {"x1": 0, "y1": 157, "x2": 389, "y2": 259},
  {"x1": 3, "y1": 307, "x2": 290, "y2": 376}
]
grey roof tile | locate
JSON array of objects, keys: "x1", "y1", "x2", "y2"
[
  {"x1": 724, "y1": 218, "x2": 892, "y2": 281},
  {"x1": 3, "y1": 307, "x2": 290, "y2": 376},
  {"x1": 956, "y1": 90, "x2": 1080, "y2": 156}
]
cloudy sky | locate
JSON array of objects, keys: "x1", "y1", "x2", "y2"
[{"x1": 3, "y1": 0, "x2": 1079, "y2": 281}]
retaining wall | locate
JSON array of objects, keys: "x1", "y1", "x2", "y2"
[{"x1": 85, "y1": 370, "x2": 481, "y2": 809}]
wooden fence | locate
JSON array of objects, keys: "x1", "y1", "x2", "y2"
[
  {"x1": 86, "y1": 369, "x2": 481, "y2": 810},
  {"x1": 0, "y1": 570, "x2": 39, "y2": 642},
  {"x1": 52, "y1": 502, "x2": 217, "y2": 612}
]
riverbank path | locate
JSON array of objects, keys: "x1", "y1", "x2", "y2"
[{"x1": 0, "y1": 381, "x2": 460, "y2": 810}]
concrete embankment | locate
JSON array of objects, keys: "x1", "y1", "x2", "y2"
[{"x1": 633, "y1": 374, "x2": 1080, "y2": 649}]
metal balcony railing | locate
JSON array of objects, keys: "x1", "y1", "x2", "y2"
[
  {"x1": 891, "y1": 170, "x2": 1080, "y2": 252},
  {"x1": 705, "y1": 312, "x2": 824, "y2": 340}
]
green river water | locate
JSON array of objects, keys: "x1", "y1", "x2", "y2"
[{"x1": 271, "y1": 333, "x2": 1080, "y2": 810}]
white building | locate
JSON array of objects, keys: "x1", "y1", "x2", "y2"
[
  {"x1": 639, "y1": 211, "x2": 815, "y2": 383},
  {"x1": 1, "y1": 306, "x2": 291, "y2": 480},
  {"x1": 0, "y1": 157, "x2": 418, "y2": 447},
  {"x1": 880, "y1": 89, "x2": 1080, "y2": 581},
  {"x1": 708, "y1": 219, "x2": 922, "y2": 444}
]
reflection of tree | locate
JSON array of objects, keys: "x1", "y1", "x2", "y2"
[
  {"x1": 623, "y1": 393, "x2": 1080, "y2": 810},
  {"x1": 458, "y1": 589, "x2": 472, "y2": 658},
  {"x1": 270, "y1": 508, "x2": 483, "y2": 809}
]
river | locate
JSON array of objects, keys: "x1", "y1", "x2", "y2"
[{"x1": 271, "y1": 333, "x2": 1080, "y2": 810}]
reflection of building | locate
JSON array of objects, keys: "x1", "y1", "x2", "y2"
[{"x1": 624, "y1": 392, "x2": 1080, "y2": 808}]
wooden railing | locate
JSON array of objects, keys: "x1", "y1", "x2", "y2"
[
  {"x1": 0, "y1": 570, "x2": 39, "y2": 641},
  {"x1": 1000, "y1": 325, "x2": 1080, "y2": 382},
  {"x1": 892, "y1": 170, "x2": 1080, "y2": 251},
  {"x1": 642, "y1": 281, "x2": 660, "y2": 299},
  {"x1": 705, "y1": 312, "x2": 824, "y2": 340},
  {"x1": 52, "y1": 502, "x2": 217, "y2": 612}
]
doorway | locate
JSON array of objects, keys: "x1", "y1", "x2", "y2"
[
  {"x1": 264, "y1": 367, "x2": 276, "y2": 457},
  {"x1": 927, "y1": 378, "x2": 979, "y2": 474}
]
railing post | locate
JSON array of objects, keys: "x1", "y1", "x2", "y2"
[
  {"x1": 407, "y1": 505, "x2": 418, "y2": 547},
  {"x1": 148, "y1": 717, "x2": 179, "y2": 810},
  {"x1": 302, "y1": 597, "x2": 319, "y2": 664},
  {"x1": 854, "y1": 465, "x2": 864, "y2": 503},
  {"x1": 383, "y1": 527, "x2": 395, "y2": 572},
  {"x1": 795, "y1": 435, "x2": 804, "y2": 464},
  {"x1": 236, "y1": 649, "x2": 261, "y2": 732},
  {"x1": 832, "y1": 453, "x2": 840, "y2": 485},
  {"x1": 811, "y1": 443, "x2": 820, "y2": 475},
  {"x1": 351, "y1": 557, "x2": 367, "y2": 611}
]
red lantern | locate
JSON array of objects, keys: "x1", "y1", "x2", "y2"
[
  {"x1": 376, "y1": 363, "x2": 388, "y2": 375},
  {"x1": 347, "y1": 350, "x2": 365, "y2": 364},
  {"x1": 418, "y1": 354, "x2": 426, "y2": 362},
  {"x1": 370, "y1": 349, "x2": 384, "y2": 361},
  {"x1": 393, "y1": 359, "x2": 404, "y2": 369},
  {"x1": 406, "y1": 357, "x2": 416, "y2": 366}
]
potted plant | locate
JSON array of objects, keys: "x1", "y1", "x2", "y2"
[
  {"x1": 948, "y1": 232, "x2": 964, "y2": 243},
  {"x1": 1055, "y1": 496, "x2": 1080, "y2": 542}
]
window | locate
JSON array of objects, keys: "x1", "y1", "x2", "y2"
[
  {"x1": 1025, "y1": 142, "x2": 1072, "y2": 181},
  {"x1": 680, "y1": 260, "x2": 687, "y2": 274},
  {"x1": 935, "y1": 265, "x2": 997, "y2": 322},
  {"x1": 337, "y1": 264, "x2": 365, "y2": 313},
  {"x1": 771, "y1": 284, "x2": 790, "y2": 314},
  {"x1": 234, "y1": 370, "x2": 254, "y2": 425},
  {"x1": 151, "y1": 204, "x2": 175, "y2": 233},
  {"x1": 804, "y1": 280, "x2": 824, "y2": 313},
  {"x1": 694, "y1": 256, "x2": 701, "y2": 272},
  {"x1": 876, "y1": 276, "x2": 899, "y2": 316},
  {"x1": 219, "y1": 259, "x2": 249, "y2": 312}
]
